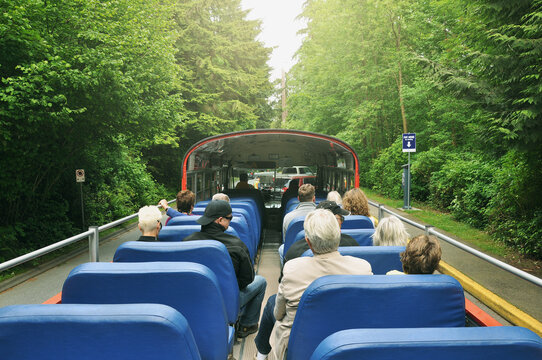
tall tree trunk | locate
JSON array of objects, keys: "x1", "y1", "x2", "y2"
[{"x1": 390, "y1": 14, "x2": 408, "y2": 133}]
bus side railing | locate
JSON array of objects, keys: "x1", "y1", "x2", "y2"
[
  {"x1": 0, "y1": 199, "x2": 540, "y2": 289},
  {"x1": 369, "y1": 200, "x2": 542, "y2": 288}
]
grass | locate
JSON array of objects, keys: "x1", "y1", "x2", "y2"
[{"x1": 361, "y1": 187, "x2": 511, "y2": 259}]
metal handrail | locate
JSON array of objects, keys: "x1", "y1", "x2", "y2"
[
  {"x1": 368, "y1": 200, "x2": 542, "y2": 288},
  {"x1": 0, "y1": 200, "x2": 175, "y2": 273}
]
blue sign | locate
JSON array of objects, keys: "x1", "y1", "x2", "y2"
[{"x1": 402, "y1": 133, "x2": 416, "y2": 153}]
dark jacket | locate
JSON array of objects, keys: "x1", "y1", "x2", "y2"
[
  {"x1": 183, "y1": 222, "x2": 254, "y2": 290},
  {"x1": 138, "y1": 235, "x2": 158, "y2": 242}
]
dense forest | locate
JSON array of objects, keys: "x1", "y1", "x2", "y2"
[
  {"x1": 284, "y1": 0, "x2": 542, "y2": 258},
  {"x1": 0, "y1": 0, "x2": 274, "y2": 261},
  {"x1": 1, "y1": 0, "x2": 541, "y2": 262}
]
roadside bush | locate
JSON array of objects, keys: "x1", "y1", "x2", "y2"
[
  {"x1": 410, "y1": 146, "x2": 450, "y2": 202},
  {"x1": 368, "y1": 139, "x2": 406, "y2": 199},
  {"x1": 429, "y1": 154, "x2": 496, "y2": 228},
  {"x1": 487, "y1": 150, "x2": 542, "y2": 258}
]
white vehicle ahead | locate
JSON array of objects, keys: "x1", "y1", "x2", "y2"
[{"x1": 281, "y1": 166, "x2": 314, "y2": 176}]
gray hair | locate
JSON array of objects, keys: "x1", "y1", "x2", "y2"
[
  {"x1": 372, "y1": 216, "x2": 408, "y2": 246},
  {"x1": 138, "y1": 205, "x2": 162, "y2": 233},
  {"x1": 212, "y1": 193, "x2": 230, "y2": 202},
  {"x1": 304, "y1": 209, "x2": 341, "y2": 254},
  {"x1": 326, "y1": 191, "x2": 342, "y2": 206}
]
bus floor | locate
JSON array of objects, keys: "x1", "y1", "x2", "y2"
[{"x1": 233, "y1": 228, "x2": 281, "y2": 360}]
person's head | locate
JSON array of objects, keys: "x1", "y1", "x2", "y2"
[
  {"x1": 342, "y1": 188, "x2": 370, "y2": 216},
  {"x1": 138, "y1": 205, "x2": 162, "y2": 236},
  {"x1": 316, "y1": 200, "x2": 350, "y2": 228},
  {"x1": 401, "y1": 235, "x2": 442, "y2": 274},
  {"x1": 197, "y1": 200, "x2": 233, "y2": 231},
  {"x1": 304, "y1": 209, "x2": 341, "y2": 255},
  {"x1": 176, "y1": 190, "x2": 195, "y2": 214},
  {"x1": 372, "y1": 216, "x2": 408, "y2": 246},
  {"x1": 298, "y1": 183, "x2": 315, "y2": 202},
  {"x1": 326, "y1": 191, "x2": 342, "y2": 206},
  {"x1": 212, "y1": 193, "x2": 230, "y2": 202},
  {"x1": 239, "y1": 173, "x2": 248, "y2": 182},
  {"x1": 288, "y1": 179, "x2": 299, "y2": 190}
]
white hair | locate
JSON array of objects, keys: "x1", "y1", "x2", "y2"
[
  {"x1": 138, "y1": 206, "x2": 162, "y2": 233},
  {"x1": 372, "y1": 216, "x2": 409, "y2": 246},
  {"x1": 212, "y1": 193, "x2": 230, "y2": 202},
  {"x1": 326, "y1": 191, "x2": 342, "y2": 206},
  {"x1": 304, "y1": 209, "x2": 341, "y2": 254}
]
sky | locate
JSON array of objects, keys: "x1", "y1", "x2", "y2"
[{"x1": 240, "y1": 0, "x2": 307, "y2": 81}]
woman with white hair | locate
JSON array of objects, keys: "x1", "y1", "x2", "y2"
[
  {"x1": 137, "y1": 205, "x2": 162, "y2": 241},
  {"x1": 326, "y1": 191, "x2": 342, "y2": 206},
  {"x1": 372, "y1": 216, "x2": 409, "y2": 246}
]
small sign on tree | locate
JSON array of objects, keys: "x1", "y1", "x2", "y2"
[{"x1": 76, "y1": 169, "x2": 85, "y2": 182}]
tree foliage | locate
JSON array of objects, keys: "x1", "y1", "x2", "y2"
[
  {"x1": 0, "y1": 0, "x2": 272, "y2": 261},
  {"x1": 285, "y1": 0, "x2": 542, "y2": 257}
]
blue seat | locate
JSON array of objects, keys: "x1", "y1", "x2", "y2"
[
  {"x1": 302, "y1": 246, "x2": 405, "y2": 274},
  {"x1": 61, "y1": 262, "x2": 231, "y2": 360},
  {"x1": 0, "y1": 303, "x2": 201, "y2": 360},
  {"x1": 283, "y1": 216, "x2": 306, "y2": 253},
  {"x1": 196, "y1": 200, "x2": 262, "y2": 237},
  {"x1": 310, "y1": 327, "x2": 542, "y2": 360},
  {"x1": 113, "y1": 240, "x2": 240, "y2": 324},
  {"x1": 341, "y1": 228, "x2": 375, "y2": 246},
  {"x1": 166, "y1": 216, "x2": 255, "y2": 260},
  {"x1": 192, "y1": 207, "x2": 259, "y2": 242},
  {"x1": 158, "y1": 224, "x2": 239, "y2": 242},
  {"x1": 287, "y1": 274, "x2": 465, "y2": 360},
  {"x1": 342, "y1": 215, "x2": 375, "y2": 229}
]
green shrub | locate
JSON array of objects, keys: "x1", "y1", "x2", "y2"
[
  {"x1": 410, "y1": 147, "x2": 450, "y2": 202},
  {"x1": 487, "y1": 150, "x2": 542, "y2": 257},
  {"x1": 368, "y1": 139, "x2": 406, "y2": 199},
  {"x1": 429, "y1": 154, "x2": 496, "y2": 228}
]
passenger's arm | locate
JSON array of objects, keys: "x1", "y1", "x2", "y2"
[
  {"x1": 237, "y1": 247, "x2": 255, "y2": 290},
  {"x1": 274, "y1": 280, "x2": 286, "y2": 321}
]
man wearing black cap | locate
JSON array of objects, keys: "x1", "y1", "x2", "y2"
[
  {"x1": 183, "y1": 200, "x2": 267, "y2": 338},
  {"x1": 283, "y1": 200, "x2": 359, "y2": 264}
]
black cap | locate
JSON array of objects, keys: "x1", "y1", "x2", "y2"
[
  {"x1": 316, "y1": 200, "x2": 350, "y2": 216},
  {"x1": 197, "y1": 200, "x2": 233, "y2": 225}
]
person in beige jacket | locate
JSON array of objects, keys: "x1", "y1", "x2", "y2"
[{"x1": 254, "y1": 209, "x2": 373, "y2": 360}]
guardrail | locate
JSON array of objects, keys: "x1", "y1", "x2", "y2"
[
  {"x1": 0, "y1": 200, "x2": 175, "y2": 273},
  {"x1": 369, "y1": 200, "x2": 542, "y2": 288}
]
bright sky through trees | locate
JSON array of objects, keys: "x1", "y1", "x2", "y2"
[{"x1": 241, "y1": 0, "x2": 306, "y2": 80}]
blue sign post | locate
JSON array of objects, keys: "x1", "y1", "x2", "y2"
[{"x1": 402, "y1": 133, "x2": 416, "y2": 209}]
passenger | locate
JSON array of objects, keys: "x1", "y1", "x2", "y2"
[
  {"x1": 183, "y1": 200, "x2": 266, "y2": 338},
  {"x1": 372, "y1": 216, "x2": 409, "y2": 246},
  {"x1": 280, "y1": 178, "x2": 299, "y2": 213},
  {"x1": 283, "y1": 200, "x2": 357, "y2": 264},
  {"x1": 159, "y1": 190, "x2": 195, "y2": 225},
  {"x1": 235, "y1": 173, "x2": 254, "y2": 189},
  {"x1": 212, "y1": 193, "x2": 230, "y2": 202},
  {"x1": 342, "y1": 188, "x2": 378, "y2": 227},
  {"x1": 279, "y1": 184, "x2": 317, "y2": 263},
  {"x1": 326, "y1": 190, "x2": 342, "y2": 206},
  {"x1": 387, "y1": 234, "x2": 442, "y2": 275},
  {"x1": 137, "y1": 205, "x2": 162, "y2": 242},
  {"x1": 254, "y1": 209, "x2": 373, "y2": 360}
]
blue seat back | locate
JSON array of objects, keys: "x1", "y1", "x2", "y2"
[
  {"x1": 165, "y1": 217, "x2": 254, "y2": 260},
  {"x1": 283, "y1": 216, "x2": 306, "y2": 253},
  {"x1": 61, "y1": 262, "x2": 229, "y2": 360},
  {"x1": 158, "y1": 225, "x2": 239, "y2": 242},
  {"x1": 196, "y1": 200, "x2": 262, "y2": 235},
  {"x1": 342, "y1": 215, "x2": 375, "y2": 229},
  {"x1": 310, "y1": 327, "x2": 542, "y2": 360},
  {"x1": 192, "y1": 207, "x2": 259, "y2": 241},
  {"x1": 113, "y1": 240, "x2": 240, "y2": 324},
  {"x1": 341, "y1": 228, "x2": 375, "y2": 246},
  {"x1": 287, "y1": 274, "x2": 465, "y2": 360},
  {"x1": 302, "y1": 246, "x2": 405, "y2": 275},
  {"x1": 0, "y1": 303, "x2": 201, "y2": 360}
]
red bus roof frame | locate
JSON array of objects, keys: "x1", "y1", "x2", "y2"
[{"x1": 181, "y1": 129, "x2": 360, "y2": 190}]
